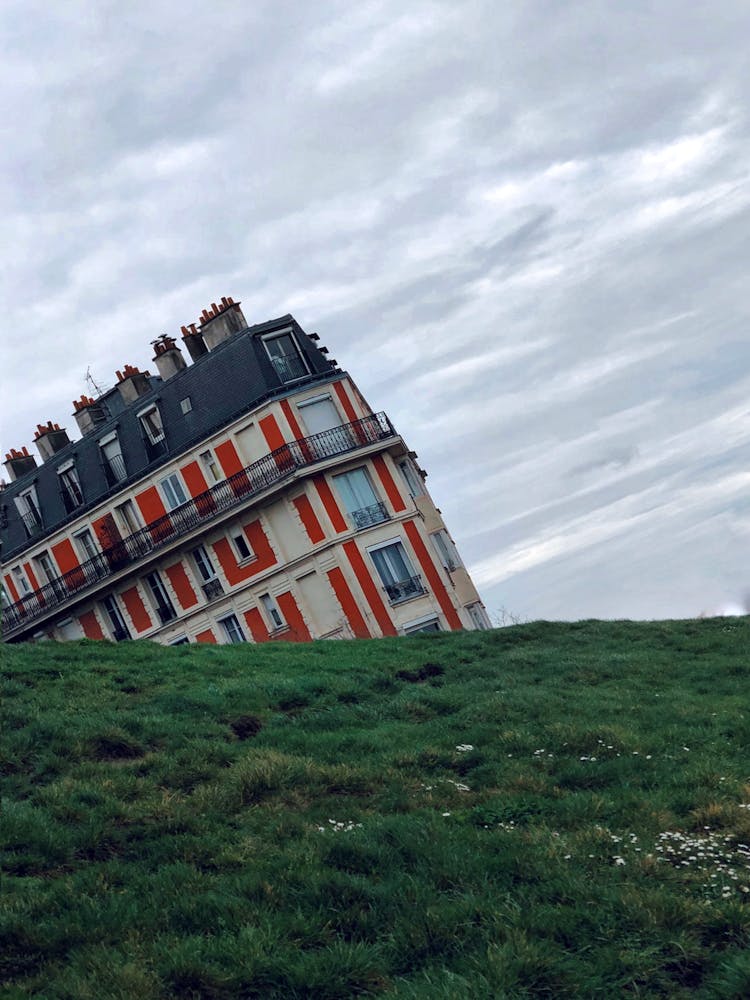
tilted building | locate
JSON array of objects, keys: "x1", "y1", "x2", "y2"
[{"x1": 0, "y1": 299, "x2": 490, "y2": 645}]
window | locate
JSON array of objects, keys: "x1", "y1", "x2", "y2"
[
  {"x1": 368, "y1": 540, "x2": 424, "y2": 604},
  {"x1": 170, "y1": 636, "x2": 190, "y2": 646},
  {"x1": 262, "y1": 330, "x2": 309, "y2": 382},
  {"x1": 74, "y1": 528, "x2": 98, "y2": 562},
  {"x1": 199, "y1": 450, "x2": 222, "y2": 483},
  {"x1": 404, "y1": 615, "x2": 441, "y2": 634},
  {"x1": 101, "y1": 595, "x2": 131, "y2": 641},
  {"x1": 219, "y1": 613, "x2": 246, "y2": 644},
  {"x1": 35, "y1": 551, "x2": 66, "y2": 600},
  {"x1": 430, "y1": 530, "x2": 461, "y2": 573},
  {"x1": 231, "y1": 532, "x2": 253, "y2": 562},
  {"x1": 398, "y1": 459, "x2": 424, "y2": 498},
  {"x1": 192, "y1": 544, "x2": 224, "y2": 600},
  {"x1": 180, "y1": 397, "x2": 192, "y2": 415},
  {"x1": 160, "y1": 473, "x2": 188, "y2": 511},
  {"x1": 467, "y1": 603, "x2": 491, "y2": 631},
  {"x1": 144, "y1": 572, "x2": 176, "y2": 624},
  {"x1": 12, "y1": 566, "x2": 31, "y2": 596},
  {"x1": 298, "y1": 395, "x2": 349, "y2": 457},
  {"x1": 14, "y1": 486, "x2": 42, "y2": 537},
  {"x1": 57, "y1": 462, "x2": 84, "y2": 512},
  {"x1": 100, "y1": 433, "x2": 126, "y2": 486},
  {"x1": 138, "y1": 405, "x2": 165, "y2": 444},
  {"x1": 260, "y1": 593, "x2": 284, "y2": 630},
  {"x1": 55, "y1": 618, "x2": 82, "y2": 640},
  {"x1": 115, "y1": 500, "x2": 141, "y2": 535},
  {"x1": 333, "y1": 468, "x2": 388, "y2": 529}
]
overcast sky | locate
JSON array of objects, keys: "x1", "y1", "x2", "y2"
[{"x1": 3, "y1": 0, "x2": 750, "y2": 622}]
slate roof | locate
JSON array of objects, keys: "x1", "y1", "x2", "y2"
[{"x1": 1, "y1": 315, "x2": 336, "y2": 561}]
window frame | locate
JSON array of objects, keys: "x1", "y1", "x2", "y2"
[
  {"x1": 192, "y1": 544, "x2": 225, "y2": 601},
  {"x1": 398, "y1": 459, "x2": 424, "y2": 498},
  {"x1": 137, "y1": 404, "x2": 166, "y2": 445},
  {"x1": 15, "y1": 485, "x2": 43, "y2": 537},
  {"x1": 57, "y1": 461, "x2": 84, "y2": 511},
  {"x1": 99, "y1": 432, "x2": 127, "y2": 485},
  {"x1": 73, "y1": 528, "x2": 99, "y2": 562},
  {"x1": 261, "y1": 328, "x2": 310, "y2": 383},
  {"x1": 231, "y1": 531, "x2": 254, "y2": 563},
  {"x1": 333, "y1": 466, "x2": 387, "y2": 529},
  {"x1": 403, "y1": 614, "x2": 442, "y2": 634},
  {"x1": 12, "y1": 566, "x2": 32, "y2": 596},
  {"x1": 144, "y1": 571, "x2": 177, "y2": 624},
  {"x1": 430, "y1": 529, "x2": 461, "y2": 573},
  {"x1": 192, "y1": 544, "x2": 217, "y2": 583},
  {"x1": 259, "y1": 593, "x2": 285, "y2": 631},
  {"x1": 199, "y1": 449, "x2": 222, "y2": 484},
  {"x1": 366, "y1": 537, "x2": 424, "y2": 605},
  {"x1": 101, "y1": 594, "x2": 131, "y2": 641},
  {"x1": 34, "y1": 550, "x2": 66, "y2": 600},
  {"x1": 218, "y1": 613, "x2": 246, "y2": 644},
  {"x1": 115, "y1": 499, "x2": 142, "y2": 535},
  {"x1": 160, "y1": 472, "x2": 188, "y2": 511}
]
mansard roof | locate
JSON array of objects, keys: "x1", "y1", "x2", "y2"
[{"x1": 1, "y1": 314, "x2": 336, "y2": 561}]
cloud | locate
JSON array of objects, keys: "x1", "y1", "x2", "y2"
[{"x1": 3, "y1": 0, "x2": 750, "y2": 621}]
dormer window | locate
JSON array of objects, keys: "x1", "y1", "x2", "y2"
[
  {"x1": 138, "y1": 404, "x2": 167, "y2": 460},
  {"x1": 99, "y1": 432, "x2": 127, "y2": 486},
  {"x1": 138, "y1": 405, "x2": 165, "y2": 445},
  {"x1": 14, "y1": 485, "x2": 42, "y2": 538},
  {"x1": 57, "y1": 460, "x2": 84, "y2": 513},
  {"x1": 262, "y1": 330, "x2": 309, "y2": 383}
]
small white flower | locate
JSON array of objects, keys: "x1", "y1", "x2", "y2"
[{"x1": 456, "y1": 744, "x2": 474, "y2": 752}]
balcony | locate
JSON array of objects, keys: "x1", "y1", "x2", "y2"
[
  {"x1": 351, "y1": 502, "x2": 389, "y2": 530},
  {"x1": 384, "y1": 575, "x2": 425, "y2": 605},
  {"x1": 2, "y1": 412, "x2": 395, "y2": 638},
  {"x1": 270, "y1": 352, "x2": 308, "y2": 383},
  {"x1": 202, "y1": 578, "x2": 224, "y2": 601}
]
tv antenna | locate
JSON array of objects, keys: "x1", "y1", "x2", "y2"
[{"x1": 84, "y1": 366, "x2": 107, "y2": 398}]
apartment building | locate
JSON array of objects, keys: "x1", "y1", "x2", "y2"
[{"x1": 0, "y1": 298, "x2": 490, "y2": 645}]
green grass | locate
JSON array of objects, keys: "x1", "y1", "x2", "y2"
[{"x1": 1, "y1": 618, "x2": 749, "y2": 998}]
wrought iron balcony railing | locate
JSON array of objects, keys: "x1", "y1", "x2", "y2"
[
  {"x1": 270, "y1": 352, "x2": 309, "y2": 383},
  {"x1": 20, "y1": 511, "x2": 43, "y2": 538},
  {"x1": 350, "y1": 502, "x2": 389, "y2": 530},
  {"x1": 384, "y1": 575, "x2": 424, "y2": 605},
  {"x1": 201, "y1": 578, "x2": 224, "y2": 601},
  {"x1": 2, "y1": 412, "x2": 395, "y2": 637},
  {"x1": 103, "y1": 455, "x2": 128, "y2": 487}
]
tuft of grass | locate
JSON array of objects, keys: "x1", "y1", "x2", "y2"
[{"x1": 2, "y1": 618, "x2": 750, "y2": 997}]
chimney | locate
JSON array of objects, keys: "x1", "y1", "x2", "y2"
[
  {"x1": 33, "y1": 421, "x2": 72, "y2": 462},
  {"x1": 198, "y1": 296, "x2": 247, "y2": 351},
  {"x1": 115, "y1": 364, "x2": 152, "y2": 404},
  {"x1": 3, "y1": 446, "x2": 37, "y2": 482},
  {"x1": 72, "y1": 395, "x2": 108, "y2": 436},
  {"x1": 152, "y1": 335, "x2": 187, "y2": 380},
  {"x1": 181, "y1": 322, "x2": 208, "y2": 362}
]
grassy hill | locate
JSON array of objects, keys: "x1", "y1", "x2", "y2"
[{"x1": 2, "y1": 619, "x2": 750, "y2": 998}]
